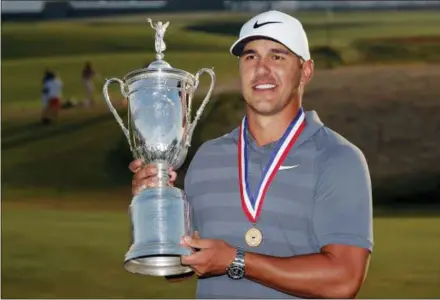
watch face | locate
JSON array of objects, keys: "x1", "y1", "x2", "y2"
[{"x1": 228, "y1": 265, "x2": 245, "y2": 280}]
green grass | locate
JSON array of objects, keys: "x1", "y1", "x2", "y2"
[
  {"x1": 1, "y1": 206, "x2": 197, "y2": 298},
  {"x1": 2, "y1": 10, "x2": 440, "y2": 299},
  {"x1": 2, "y1": 205, "x2": 439, "y2": 298}
]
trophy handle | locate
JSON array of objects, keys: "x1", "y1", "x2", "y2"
[
  {"x1": 186, "y1": 68, "x2": 216, "y2": 147},
  {"x1": 103, "y1": 78, "x2": 130, "y2": 141}
]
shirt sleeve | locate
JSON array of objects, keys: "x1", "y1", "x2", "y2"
[{"x1": 312, "y1": 144, "x2": 374, "y2": 252}]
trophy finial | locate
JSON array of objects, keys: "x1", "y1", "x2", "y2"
[{"x1": 147, "y1": 18, "x2": 170, "y2": 61}]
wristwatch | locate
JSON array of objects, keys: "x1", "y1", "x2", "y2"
[{"x1": 226, "y1": 247, "x2": 246, "y2": 280}]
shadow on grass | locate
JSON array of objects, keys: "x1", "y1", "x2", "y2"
[
  {"x1": 354, "y1": 35, "x2": 440, "y2": 64},
  {"x1": 1, "y1": 111, "x2": 121, "y2": 150},
  {"x1": 1, "y1": 120, "x2": 45, "y2": 136},
  {"x1": 373, "y1": 170, "x2": 440, "y2": 217}
]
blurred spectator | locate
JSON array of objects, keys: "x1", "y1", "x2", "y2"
[
  {"x1": 41, "y1": 70, "x2": 63, "y2": 125},
  {"x1": 82, "y1": 61, "x2": 96, "y2": 107}
]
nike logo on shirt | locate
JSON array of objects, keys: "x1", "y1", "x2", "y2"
[{"x1": 279, "y1": 165, "x2": 299, "y2": 170}]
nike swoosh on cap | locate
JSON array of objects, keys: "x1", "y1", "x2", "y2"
[
  {"x1": 253, "y1": 21, "x2": 282, "y2": 29},
  {"x1": 279, "y1": 165, "x2": 299, "y2": 170}
]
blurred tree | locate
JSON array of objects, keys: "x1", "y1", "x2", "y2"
[{"x1": 166, "y1": 0, "x2": 224, "y2": 11}]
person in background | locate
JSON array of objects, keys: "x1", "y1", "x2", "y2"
[
  {"x1": 42, "y1": 70, "x2": 63, "y2": 124},
  {"x1": 82, "y1": 61, "x2": 96, "y2": 107}
]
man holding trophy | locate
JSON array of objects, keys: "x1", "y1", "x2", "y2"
[{"x1": 116, "y1": 10, "x2": 373, "y2": 299}]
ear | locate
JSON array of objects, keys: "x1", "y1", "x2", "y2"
[{"x1": 301, "y1": 60, "x2": 314, "y2": 85}]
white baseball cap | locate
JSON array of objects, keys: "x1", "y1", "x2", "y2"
[{"x1": 230, "y1": 10, "x2": 310, "y2": 61}]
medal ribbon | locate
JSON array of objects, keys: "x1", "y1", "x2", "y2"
[{"x1": 238, "y1": 108, "x2": 306, "y2": 223}]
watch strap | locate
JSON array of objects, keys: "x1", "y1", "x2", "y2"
[{"x1": 234, "y1": 247, "x2": 245, "y2": 267}]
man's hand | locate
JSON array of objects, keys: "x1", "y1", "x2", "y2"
[
  {"x1": 129, "y1": 159, "x2": 177, "y2": 196},
  {"x1": 180, "y1": 235, "x2": 236, "y2": 278}
]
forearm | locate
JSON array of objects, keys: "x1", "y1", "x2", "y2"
[{"x1": 245, "y1": 252, "x2": 358, "y2": 299}]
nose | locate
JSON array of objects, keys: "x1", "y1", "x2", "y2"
[{"x1": 255, "y1": 58, "x2": 270, "y2": 77}]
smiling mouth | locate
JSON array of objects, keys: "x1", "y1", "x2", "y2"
[{"x1": 254, "y1": 84, "x2": 277, "y2": 90}]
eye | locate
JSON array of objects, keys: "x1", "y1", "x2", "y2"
[
  {"x1": 245, "y1": 54, "x2": 256, "y2": 60},
  {"x1": 272, "y1": 55, "x2": 284, "y2": 61}
]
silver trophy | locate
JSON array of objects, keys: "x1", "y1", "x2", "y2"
[{"x1": 102, "y1": 18, "x2": 215, "y2": 276}]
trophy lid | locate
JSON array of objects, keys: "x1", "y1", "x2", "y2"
[{"x1": 147, "y1": 59, "x2": 172, "y2": 69}]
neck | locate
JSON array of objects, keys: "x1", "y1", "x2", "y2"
[{"x1": 246, "y1": 102, "x2": 301, "y2": 147}]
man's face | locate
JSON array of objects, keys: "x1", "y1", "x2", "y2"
[{"x1": 238, "y1": 39, "x2": 309, "y2": 116}]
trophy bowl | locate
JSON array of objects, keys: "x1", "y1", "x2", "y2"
[{"x1": 102, "y1": 19, "x2": 215, "y2": 277}]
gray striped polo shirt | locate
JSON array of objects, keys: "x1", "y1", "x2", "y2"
[{"x1": 184, "y1": 110, "x2": 373, "y2": 299}]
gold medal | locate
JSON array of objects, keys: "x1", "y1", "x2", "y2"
[{"x1": 245, "y1": 227, "x2": 263, "y2": 247}]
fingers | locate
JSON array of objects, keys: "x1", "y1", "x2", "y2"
[
  {"x1": 181, "y1": 236, "x2": 211, "y2": 250},
  {"x1": 167, "y1": 169, "x2": 177, "y2": 186},
  {"x1": 180, "y1": 231, "x2": 202, "y2": 253},
  {"x1": 169, "y1": 170, "x2": 177, "y2": 183},
  {"x1": 131, "y1": 164, "x2": 176, "y2": 182},
  {"x1": 130, "y1": 163, "x2": 178, "y2": 196},
  {"x1": 131, "y1": 164, "x2": 158, "y2": 196},
  {"x1": 181, "y1": 251, "x2": 203, "y2": 266},
  {"x1": 129, "y1": 159, "x2": 143, "y2": 173},
  {"x1": 133, "y1": 164, "x2": 158, "y2": 181}
]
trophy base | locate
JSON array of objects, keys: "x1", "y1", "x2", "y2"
[
  {"x1": 125, "y1": 256, "x2": 192, "y2": 277},
  {"x1": 124, "y1": 244, "x2": 193, "y2": 276},
  {"x1": 124, "y1": 186, "x2": 194, "y2": 277}
]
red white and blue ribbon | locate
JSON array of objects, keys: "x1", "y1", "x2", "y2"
[{"x1": 238, "y1": 108, "x2": 306, "y2": 223}]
